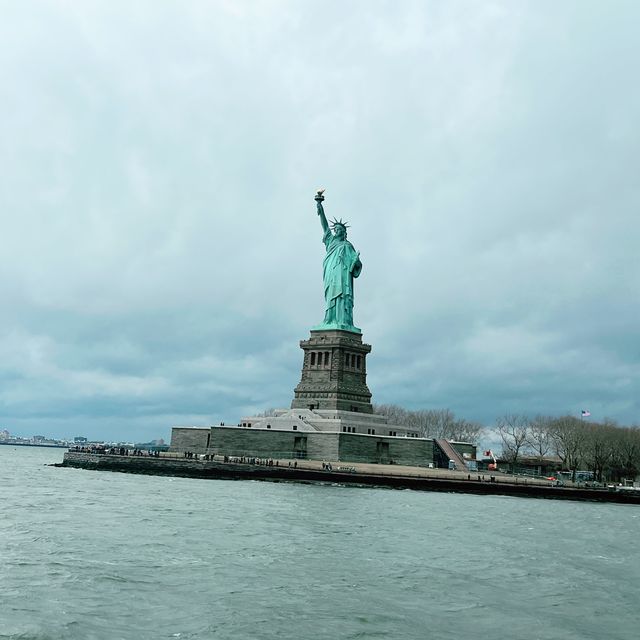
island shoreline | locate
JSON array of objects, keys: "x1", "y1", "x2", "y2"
[{"x1": 57, "y1": 452, "x2": 640, "y2": 504}]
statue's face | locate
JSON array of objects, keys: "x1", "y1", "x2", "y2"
[{"x1": 334, "y1": 225, "x2": 346, "y2": 240}]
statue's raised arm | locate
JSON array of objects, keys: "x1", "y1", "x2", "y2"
[{"x1": 315, "y1": 189, "x2": 329, "y2": 236}]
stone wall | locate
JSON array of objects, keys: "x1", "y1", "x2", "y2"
[
  {"x1": 170, "y1": 425, "x2": 437, "y2": 467},
  {"x1": 170, "y1": 427, "x2": 210, "y2": 453},
  {"x1": 387, "y1": 437, "x2": 434, "y2": 467},
  {"x1": 207, "y1": 427, "x2": 301, "y2": 458},
  {"x1": 451, "y1": 442, "x2": 477, "y2": 460},
  {"x1": 338, "y1": 434, "x2": 434, "y2": 467},
  {"x1": 306, "y1": 432, "x2": 340, "y2": 461},
  {"x1": 62, "y1": 452, "x2": 212, "y2": 474},
  {"x1": 337, "y1": 433, "x2": 379, "y2": 463}
]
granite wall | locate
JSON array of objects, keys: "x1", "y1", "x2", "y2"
[
  {"x1": 170, "y1": 427, "x2": 210, "y2": 453},
  {"x1": 451, "y1": 442, "x2": 477, "y2": 460},
  {"x1": 171, "y1": 426, "x2": 440, "y2": 468},
  {"x1": 306, "y1": 433, "x2": 340, "y2": 461},
  {"x1": 338, "y1": 434, "x2": 433, "y2": 466},
  {"x1": 207, "y1": 427, "x2": 302, "y2": 459}
]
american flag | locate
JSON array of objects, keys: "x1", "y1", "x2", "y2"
[{"x1": 581, "y1": 410, "x2": 591, "y2": 417}]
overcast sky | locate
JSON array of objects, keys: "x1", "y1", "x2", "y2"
[{"x1": 1, "y1": 0, "x2": 639, "y2": 442}]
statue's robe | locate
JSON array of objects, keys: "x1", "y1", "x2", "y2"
[{"x1": 322, "y1": 228, "x2": 362, "y2": 327}]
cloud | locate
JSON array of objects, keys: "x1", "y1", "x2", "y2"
[{"x1": 1, "y1": 0, "x2": 639, "y2": 440}]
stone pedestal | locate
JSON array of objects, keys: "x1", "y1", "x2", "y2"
[{"x1": 291, "y1": 329, "x2": 373, "y2": 414}]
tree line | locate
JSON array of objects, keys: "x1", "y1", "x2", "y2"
[
  {"x1": 373, "y1": 405, "x2": 484, "y2": 443},
  {"x1": 375, "y1": 405, "x2": 640, "y2": 482},
  {"x1": 496, "y1": 414, "x2": 640, "y2": 482}
]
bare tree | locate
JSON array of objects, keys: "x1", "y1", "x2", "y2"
[
  {"x1": 374, "y1": 404, "x2": 409, "y2": 425},
  {"x1": 611, "y1": 426, "x2": 640, "y2": 482},
  {"x1": 447, "y1": 418, "x2": 485, "y2": 444},
  {"x1": 526, "y1": 415, "x2": 553, "y2": 460},
  {"x1": 421, "y1": 409, "x2": 456, "y2": 439},
  {"x1": 548, "y1": 415, "x2": 586, "y2": 482},
  {"x1": 583, "y1": 420, "x2": 617, "y2": 482},
  {"x1": 496, "y1": 414, "x2": 530, "y2": 473},
  {"x1": 373, "y1": 405, "x2": 482, "y2": 443}
]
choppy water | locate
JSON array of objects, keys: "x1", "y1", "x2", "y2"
[{"x1": 1, "y1": 446, "x2": 639, "y2": 640}]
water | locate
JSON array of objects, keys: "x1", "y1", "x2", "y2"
[{"x1": 1, "y1": 446, "x2": 639, "y2": 640}]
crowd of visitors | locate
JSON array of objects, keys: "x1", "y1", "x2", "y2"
[
  {"x1": 70, "y1": 445, "x2": 160, "y2": 457},
  {"x1": 70, "y1": 446, "x2": 345, "y2": 472}
]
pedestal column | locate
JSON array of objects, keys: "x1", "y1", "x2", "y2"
[{"x1": 291, "y1": 329, "x2": 373, "y2": 413}]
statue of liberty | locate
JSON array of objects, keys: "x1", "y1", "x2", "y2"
[{"x1": 313, "y1": 190, "x2": 362, "y2": 333}]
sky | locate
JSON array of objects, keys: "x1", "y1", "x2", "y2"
[{"x1": 1, "y1": 0, "x2": 639, "y2": 443}]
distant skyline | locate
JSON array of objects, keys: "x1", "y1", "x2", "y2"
[{"x1": 1, "y1": 1, "x2": 639, "y2": 442}]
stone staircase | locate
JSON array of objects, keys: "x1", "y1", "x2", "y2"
[{"x1": 435, "y1": 439, "x2": 469, "y2": 471}]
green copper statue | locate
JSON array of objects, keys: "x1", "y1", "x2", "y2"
[{"x1": 312, "y1": 189, "x2": 362, "y2": 333}]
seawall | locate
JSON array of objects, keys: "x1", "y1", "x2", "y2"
[{"x1": 58, "y1": 452, "x2": 640, "y2": 504}]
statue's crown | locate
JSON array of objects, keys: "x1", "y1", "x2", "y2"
[{"x1": 330, "y1": 217, "x2": 349, "y2": 230}]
